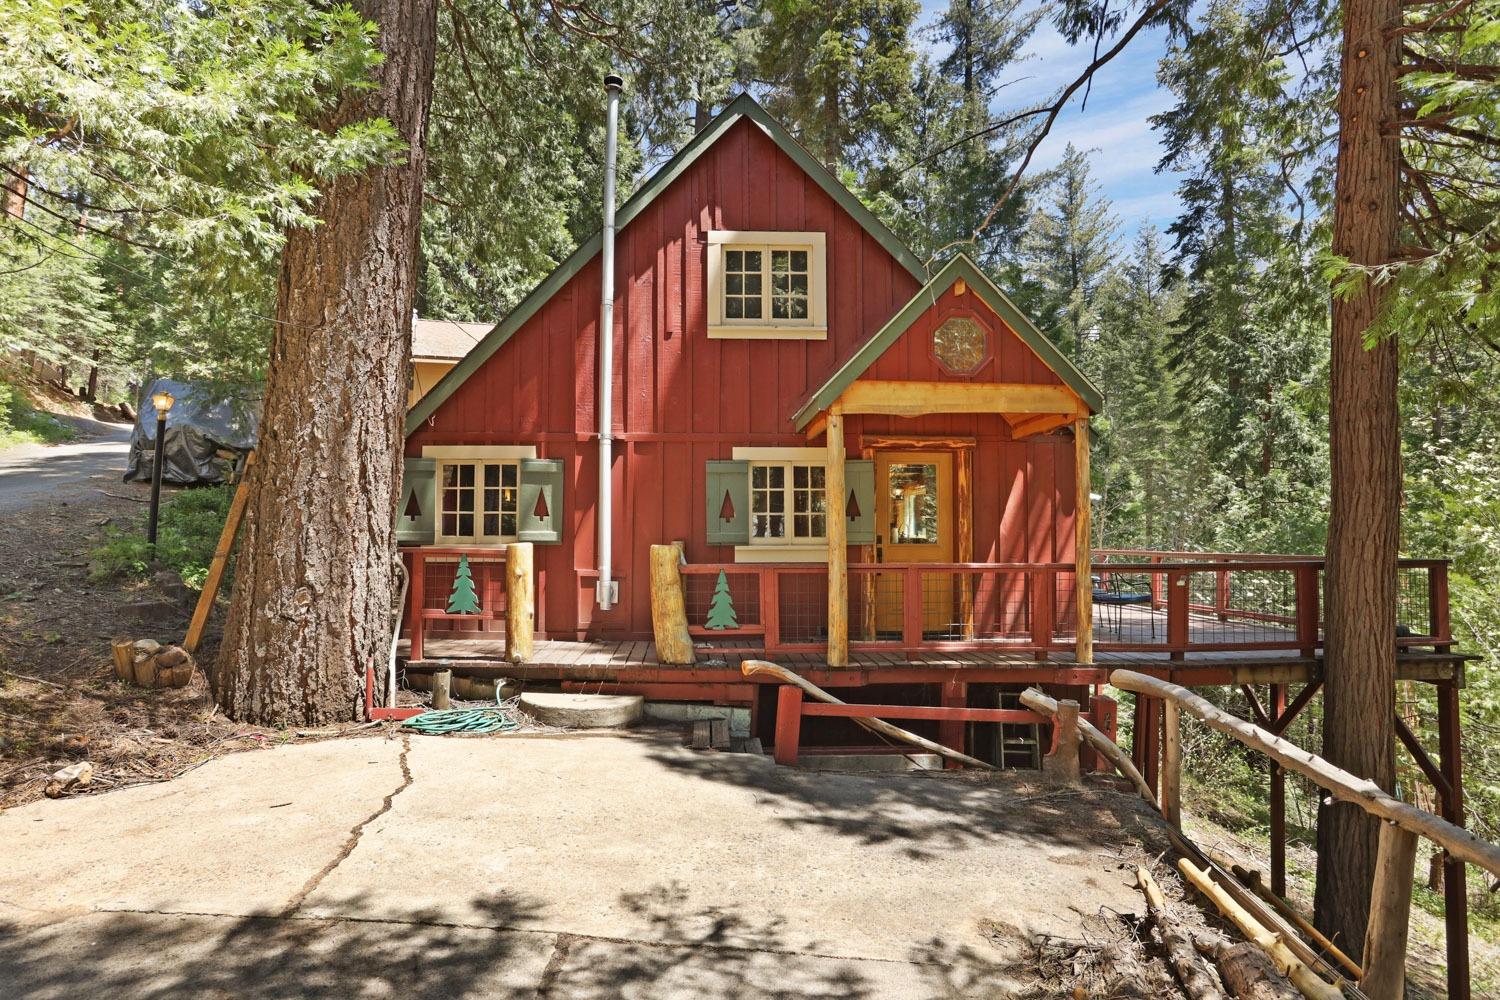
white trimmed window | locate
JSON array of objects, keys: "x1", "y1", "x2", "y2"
[
  {"x1": 707, "y1": 231, "x2": 828, "y2": 339},
  {"x1": 422, "y1": 446, "x2": 538, "y2": 545},
  {"x1": 749, "y1": 462, "x2": 828, "y2": 541},
  {"x1": 438, "y1": 461, "x2": 518, "y2": 541}
]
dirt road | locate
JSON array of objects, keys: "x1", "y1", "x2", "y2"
[{"x1": 0, "y1": 417, "x2": 131, "y2": 515}]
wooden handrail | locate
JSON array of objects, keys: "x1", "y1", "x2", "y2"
[{"x1": 1109, "y1": 669, "x2": 1500, "y2": 877}]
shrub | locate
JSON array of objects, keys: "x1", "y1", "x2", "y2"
[
  {"x1": 0, "y1": 380, "x2": 78, "y2": 446},
  {"x1": 91, "y1": 485, "x2": 234, "y2": 589}
]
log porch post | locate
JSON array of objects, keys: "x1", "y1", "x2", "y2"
[
  {"x1": 826, "y1": 404, "x2": 849, "y2": 666},
  {"x1": 1074, "y1": 416, "x2": 1093, "y2": 664}
]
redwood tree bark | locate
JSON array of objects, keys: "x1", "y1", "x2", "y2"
[
  {"x1": 214, "y1": 0, "x2": 438, "y2": 725},
  {"x1": 1316, "y1": 0, "x2": 1401, "y2": 958}
]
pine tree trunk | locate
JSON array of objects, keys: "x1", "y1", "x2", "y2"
[
  {"x1": 1, "y1": 165, "x2": 26, "y2": 219},
  {"x1": 1316, "y1": 0, "x2": 1401, "y2": 960},
  {"x1": 213, "y1": 0, "x2": 438, "y2": 726}
]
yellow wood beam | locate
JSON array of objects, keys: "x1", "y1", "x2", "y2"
[
  {"x1": 1075, "y1": 416, "x2": 1093, "y2": 665},
  {"x1": 1007, "y1": 412, "x2": 1076, "y2": 439},
  {"x1": 838, "y1": 380, "x2": 1084, "y2": 418},
  {"x1": 825, "y1": 404, "x2": 848, "y2": 667},
  {"x1": 803, "y1": 411, "x2": 827, "y2": 442}
]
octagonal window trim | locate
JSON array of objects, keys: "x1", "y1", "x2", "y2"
[{"x1": 931, "y1": 310, "x2": 992, "y2": 377}]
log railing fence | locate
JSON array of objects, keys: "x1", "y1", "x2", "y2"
[{"x1": 1110, "y1": 669, "x2": 1487, "y2": 1000}]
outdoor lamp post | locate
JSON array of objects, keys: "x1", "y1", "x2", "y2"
[{"x1": 146, "y1": 389, "x2": 175, "y2": 548}]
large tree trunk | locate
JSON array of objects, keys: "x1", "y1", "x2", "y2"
[
  {"x1": 214, "y1": 0, "x2": 438, "y2": 725},
  {"x1": 1316, "y1": 0, "x2": 1401, "y2": 960}
]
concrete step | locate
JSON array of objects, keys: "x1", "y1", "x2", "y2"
[{"x1": 518, "y1": 692, "x2": 644, "y2": 729}]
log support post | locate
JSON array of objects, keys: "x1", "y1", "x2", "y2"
[
  {"x1": 825, "y1": 404, "x2": 848, "y2": 667},
  {"x1": 431, "y1": 668, "x2": 451, "y2": 710},
  {"x1": 649, "y1": 543, "x2": 696, "y2": 664},
  {"x1": 1358, "y1": 821, "x2": 1419, "y2": 1000},
  {"x1": 956, "y1": 448, "x2": 974, "y2": 639},
  {"x1": 1073, "y1": 416, "x2": 1092, "y2": 664},
  {"x1": 505, "y1": 542, "x2": 535, "y2": 664},
  {"x1": 1043, "y1": 697, "x2": 1082, "y2": 784},
  {"x1": 1162, "y1": 699, "x2": 1182, "y2": 827}
]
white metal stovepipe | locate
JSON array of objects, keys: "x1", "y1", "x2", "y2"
[{"x1": 596, "y1": 73, "x2": 623, "y2": 610}]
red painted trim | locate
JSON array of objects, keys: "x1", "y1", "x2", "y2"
[
  {"x1": 801, "y1": 703, "x2": 1042, "y2": 724},
  {"x1": 774, "y1": 685, "x2": 803, "y2": 765}
]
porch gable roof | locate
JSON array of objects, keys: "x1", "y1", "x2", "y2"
[
  {"x1": 790, "y1": 253, "x2": 1105, "y2": 430},
  {"x1": 406, "y1": 92, "x2": 929, "y2": 434}
]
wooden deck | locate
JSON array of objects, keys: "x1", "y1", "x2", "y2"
[{"x1": 400, "y1": 631, "x2": 1466, "y2": 690}]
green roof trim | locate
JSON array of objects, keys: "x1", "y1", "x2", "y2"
[
  {"x1": 407, "y1": 93, "x2": 927, "y2": 433},
  {"x1": 791, "y1": 253, "x2": 1105, "y2": 430}
]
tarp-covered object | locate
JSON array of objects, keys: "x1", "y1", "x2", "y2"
[{"x1": 124, "y1": 379, "x2": 260, "y2": 486}]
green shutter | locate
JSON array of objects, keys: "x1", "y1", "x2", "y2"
[
  {"x1": 705, "y1": 460, "x2": 750, "y2": 545},
  {"x1": 518, "y1": 458, "x2": 564, "y2": 543},
  {"x1": 396, "y1": 457, "x2": 436, "y2": 544},
  {"x1": 845, "y1": 459, "x2": 875, "y2": 545}
]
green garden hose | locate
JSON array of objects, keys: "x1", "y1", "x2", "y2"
[{"x1": 401, "y1": 695, "x2": 523, "y2": 735}]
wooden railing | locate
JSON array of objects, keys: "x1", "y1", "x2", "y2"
[
  {"x1": 677, "y1": 554, "x2": 1453, "y2": 660},
  {"x1": 400, "y1": 544, "x2": 534, "y2": 662},
  {"x1": 680, "y1": 561, "x2": 1079, "y2": 654},
  {"x1": 1111, "y1": 669, "x2": 1488, "y2": 1000}
]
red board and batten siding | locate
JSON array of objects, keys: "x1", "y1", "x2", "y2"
[{"x1": 407, "y1": 117, "x2": 1076, "y2": 639}]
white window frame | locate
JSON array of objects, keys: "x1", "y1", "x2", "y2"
[
  {"x1": 707, "y1": 231, "x2": 828, "y2": 340},
  {"x1": 423, "y1": 446, "x2": 537, "y2": 546},
  {"x1": 731, "y1": 446, "x2": 828, "y2": 563}
]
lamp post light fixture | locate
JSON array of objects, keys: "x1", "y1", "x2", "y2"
[{"x1": 146, "y1": 389, "x2": 175, "y2": 549}]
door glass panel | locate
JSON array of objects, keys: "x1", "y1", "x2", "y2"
[{"x1": 887, "y1": 463, "x2": 938, "y2": 544}]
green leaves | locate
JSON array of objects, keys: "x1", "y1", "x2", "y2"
[{"x1": 0, "y1": 0, "x2": 403, "y2": 382}]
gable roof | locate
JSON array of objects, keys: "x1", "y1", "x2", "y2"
[
  {"x1": 791, "y1": 253, "x2": 1105, "y2": 429},
  {"x1": 406, "y1": 93, "x2": 929, "y2": 432}
]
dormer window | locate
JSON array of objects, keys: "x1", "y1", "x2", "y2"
[{"x1": 707, "y1": 231, "x2": 827, "y2": 339}]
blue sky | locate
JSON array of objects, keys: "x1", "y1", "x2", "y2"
[{"x1": 916, "y1": 2, "x2": 1185, "y2": 239}]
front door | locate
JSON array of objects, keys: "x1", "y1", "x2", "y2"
[{"x1": 874, "y1": 452, "x2": 954, "y2": 635}]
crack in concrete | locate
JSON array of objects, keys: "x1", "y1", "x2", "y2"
[
  {"x1": 533, "y1": 932, "x2": 577, "y2": 998},
  {"x1": 280, "y1": 733, "x2": 412, "y2": 917}
]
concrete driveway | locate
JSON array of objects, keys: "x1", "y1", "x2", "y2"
[{"x1": 0, "y1": 730, "x2": 1167, "y2": 998}]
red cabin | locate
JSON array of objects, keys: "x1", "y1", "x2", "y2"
[
  {"x1": 402, "y1": 94, "x2": 1097, "y2": 651},
  {"x1": 394, "y1": 94, "x2": 1457, "y2": 772}
]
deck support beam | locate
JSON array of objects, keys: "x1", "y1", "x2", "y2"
[
  {"x1": 825, "y1": 404, "x2": 848, "y2": 667},
  {"x1": 1438, "y1": 679, "x2": 1470, "y2": 1000},
  {"x1": 1074, "y1": 416, "x2": 1093, "y2": 664}
]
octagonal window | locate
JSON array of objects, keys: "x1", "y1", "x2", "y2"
[{"x1": 933, "y1": 316, "x2": 987, "y2": 374}]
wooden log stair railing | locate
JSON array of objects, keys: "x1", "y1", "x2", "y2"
[{"x1": 1110, "y1": 669, "x2": 1491, "y2": 1000}]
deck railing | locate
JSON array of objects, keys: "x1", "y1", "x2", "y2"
[
  {"x1": 679, "y1": 554, "x2": 1453, "y2": 660},
  {"x1": 401, "y1": 546, "x2": 511, "y2": 661}
]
